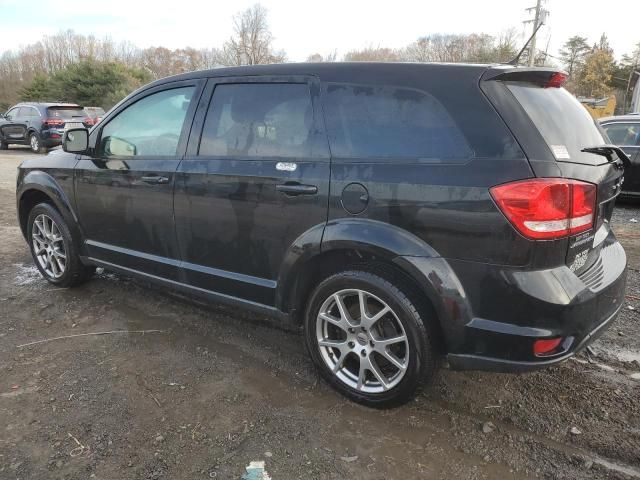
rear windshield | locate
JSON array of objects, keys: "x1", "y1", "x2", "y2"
[
  {"x1": 506, "y1": 83, "x2": 606, "y2": 164},
  {"x1": 47, "y1": 107, "x2": 85, "y2": 119}
]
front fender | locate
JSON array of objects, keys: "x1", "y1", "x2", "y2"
[{"x1": 17, "y1": 170, "x2": 79, "y2": 240}]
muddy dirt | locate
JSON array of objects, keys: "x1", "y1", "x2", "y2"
[{"x1": 1, "y1": 147, "x2": 639, "y2": 479}]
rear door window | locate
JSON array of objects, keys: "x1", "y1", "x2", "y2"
[
  {"x1": 322, "y1": 83, "x2": 473, "y2": 160},
  {"x1": 506, "y1": 84, "x2": 607, "y2": 165},
  {"x1": 199, "y1": 83, "x2": 314, "y2": 158}
]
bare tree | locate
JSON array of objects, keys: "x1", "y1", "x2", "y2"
[
  {"x1": 306, "y1": 50, "x2": 338, "y2": 62},
  {"x1": 217, "y1": 4, "x2": 285, "y2": 66},
  {"x1": 344, "y1": 46, "x2": 402, "y2": 62}
]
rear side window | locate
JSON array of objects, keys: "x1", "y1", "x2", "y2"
[
  {"x1": 601, "y1": 123, "x2": 640, "y2": 146},
  {"x1": 47, "y1": 107, "x2": 85, "y2": 119},
  {"x1": 199, "y1": 83, "x2": 313, "y2": 158},
  {"x1": 506, "y1": 84, "x2": 606, "y2": 164},
  {"x1": 322, "y1": 83, "x2": 473, "y2": 160}
]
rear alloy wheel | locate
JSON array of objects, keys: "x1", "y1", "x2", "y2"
[
  {"x1": 305, "y1": 270, "x2": 439, "y2": 407},
  {"x1": 29, "y1": 133, "x2": 44, "y2": 153},
  {"x1": 27, "y1": 203, "x2": 94, "y2": 287}
]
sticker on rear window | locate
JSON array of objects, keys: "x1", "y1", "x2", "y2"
[{"x1": 551, "y1": 145, "x2": 571, "y2": 160}]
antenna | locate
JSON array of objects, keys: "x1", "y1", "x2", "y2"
[{"x1": 506, "y1": 21, "x2": 545, "y2": 66}]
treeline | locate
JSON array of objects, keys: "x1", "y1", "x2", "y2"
[
  {"x1": 559, "y1": 34, "x2": 640, "y2": 106},
  {"x1": 1, "y1": 4, "x2": 638, "y2": 112}
]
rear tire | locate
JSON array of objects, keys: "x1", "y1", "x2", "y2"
[
  {"x1": 29, "y1": 132, "x2": 45, "y2": 154},
  {"x1": 304, "y1": 269, "x2": 440, "y2": 408},
  {"x1": 27, "y1": 203, "x2": 93, "y2": 287},
  {"x1": 0, "y1": 140, "x2": 8, "y2": 150}
]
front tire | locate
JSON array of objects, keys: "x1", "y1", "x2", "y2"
[
  {"x1": 304, "y1": 270, "x2": 440, "y2": 408},
  {"x1": 0, "y1": 140, "x2": 8, "y2": 150},
  {"x1": 27, "y1": 203, "x2": 93, "y2": 287}
]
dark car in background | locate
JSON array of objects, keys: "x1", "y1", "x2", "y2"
[
  {"x1": 16, "y1": 63, "x2": 627, "y2": 407},
  {"x1": 83, "y1": 106, "x2": 106, "y2": 127},
  {"x1": 0, "y1": 102, "x2": 88, "y2": 153},
  {"x1": 599, "y1": 115, "x2": 640, "y2": 198}
]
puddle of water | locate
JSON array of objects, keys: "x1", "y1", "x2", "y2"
[{"x1": 13, "y1": 263, "x2": 42, "y2": 286}]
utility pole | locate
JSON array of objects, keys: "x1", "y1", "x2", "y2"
[{"x1": 523, "y1": 0, "x2": 548, "y2": 66}]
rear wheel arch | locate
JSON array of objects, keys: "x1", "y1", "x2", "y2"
[{"x1": 282, "y1": 247, "x2": 446, "y2": 351}]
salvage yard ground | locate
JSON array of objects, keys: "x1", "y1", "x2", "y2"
[{"x1": 0, "y1": 147, "x2": 639, "y2": 480}]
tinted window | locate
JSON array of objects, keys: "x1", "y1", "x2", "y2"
[
  {"x1": 323, "y1": 83, "x2": 473, "y2": 160},
  {"x1": 199, "y1": 83, "x2": 313, "y2": 158},
  {"x1": 506, "y1": 84, "x2": 606, "y2": 164},
  {"x1": 602, "y1": 123, "x2": 640, "y2": 146},
  {"x1": 5, "y1": 107, "x2": 19, "y2": 119},
  {"x1": 101, "y1": 87, "x2": 194, "y2": 157},
  {"x1": 47, "y1": 107, "x2": 86, "y2": 119}
]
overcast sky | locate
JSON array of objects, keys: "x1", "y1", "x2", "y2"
[{"x1": 0, "y1": 0, "x2": 638, "y2": 62}]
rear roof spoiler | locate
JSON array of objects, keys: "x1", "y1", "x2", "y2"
[{"x1": 481, "y1": 67, "x2": 568, "y2": 87}]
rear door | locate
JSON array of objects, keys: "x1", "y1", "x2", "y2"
[
  {"x1": 75, "y1": 80, "x2": 204, "y2": 280},
  {"x1": 481, "y1": 70, "x2": 625, "y2": 275},
  {"x1": 600, "y1": 120, "x2": 640, "y2": 195},
  {"x1": 174, "y1": 76, "x2": 330, "y2": 306}
]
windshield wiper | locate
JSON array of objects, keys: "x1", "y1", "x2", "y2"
[{"x1": 581, "y1": 144, "x2": 631, "y2": 169}]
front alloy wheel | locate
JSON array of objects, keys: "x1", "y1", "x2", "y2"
[
  {"x1": 316, "y1": 289, "x2": 409, "y2": 393},
  {"x1": 32, "y1": 213, "x2": 66, "y2": 278},
  {"x1": 27, "y1": 203, "x2": 94, "y2": 287}
]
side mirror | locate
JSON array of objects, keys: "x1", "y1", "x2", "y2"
[{"x1": 62, "y1": 128, "x2": 89, "y2": 154}]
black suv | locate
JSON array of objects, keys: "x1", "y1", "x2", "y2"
[
  {"x1": 16, "y1": 63, "x2": 627, "y2": 407},
  {"x1": 0, "y1": 102, "x2": 88, "y2": 153}
]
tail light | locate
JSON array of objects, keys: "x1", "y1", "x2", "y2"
[
  {"x1": 43, "y1": 118, "x2": 64, "y2": 127},
  {"x1": 84, "y1": 117, "x2": 95, "y2": 126},
  {"x1": 490, "y1": 178, "x2": 596, "y2": 240}
]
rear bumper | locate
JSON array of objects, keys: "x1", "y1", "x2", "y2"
[
  {"x1": 402, "y1": 229, "x2": 627, "y2": 373},
  {"x1": 447, "y1": 300, "x2": 623, "y2": 372}
]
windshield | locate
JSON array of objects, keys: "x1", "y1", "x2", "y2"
[
  {"x1": 506, "y1": 83, "x2": 607, "y2": 165},
  {"x1": 47, "y1": 107, "x2": 85, "y2": 119}
]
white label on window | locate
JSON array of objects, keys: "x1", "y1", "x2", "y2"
[{"x1": 551, "y1": 145, "x2": 571, "y2": 159}]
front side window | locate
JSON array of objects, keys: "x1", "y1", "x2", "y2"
[
  {"x1": 5, "y1": 107, "x2": 19, "y2": 120},
  {"x1": 323, "y1": 83, "x2": 473, "y2": 160},
  {"x1": 602, "y1": 122, "x2": 640, "y2": 146},
  {"x1": 199, "y1": 83, "x2": 313, "y2": 158},
  {"x1": 100, "y1": 86, "x2": 194, "y2": 157}
]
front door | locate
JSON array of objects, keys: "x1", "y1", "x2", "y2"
[
  {"x1": 74, "y1": 80, "x2": 203, "y2": 280},
  {"x1": 0, "y1": 107, "x2": 27, "y2": 142},
  {"x1": 174, "y1": 77, "x2": 330, "y2": 306}
]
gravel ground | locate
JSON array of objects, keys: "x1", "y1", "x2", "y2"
[{"x1": 1, "y1": 147, "x2": 639, "y2": 480}]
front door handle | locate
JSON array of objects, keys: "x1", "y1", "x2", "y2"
[
  {"x1": 141, "y1": 175, "x2": 170, "y2": 184},
  {"x1": 276, "y1": 182, "x2": 318, "y2": 196}
]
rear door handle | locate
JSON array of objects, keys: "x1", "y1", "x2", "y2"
[
  {"x1": 276, "y1": 182, "x2": 318, "y2": 196},
  {"x1": 141, "y1": 175, "x2": 170, "y2": 184}
]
